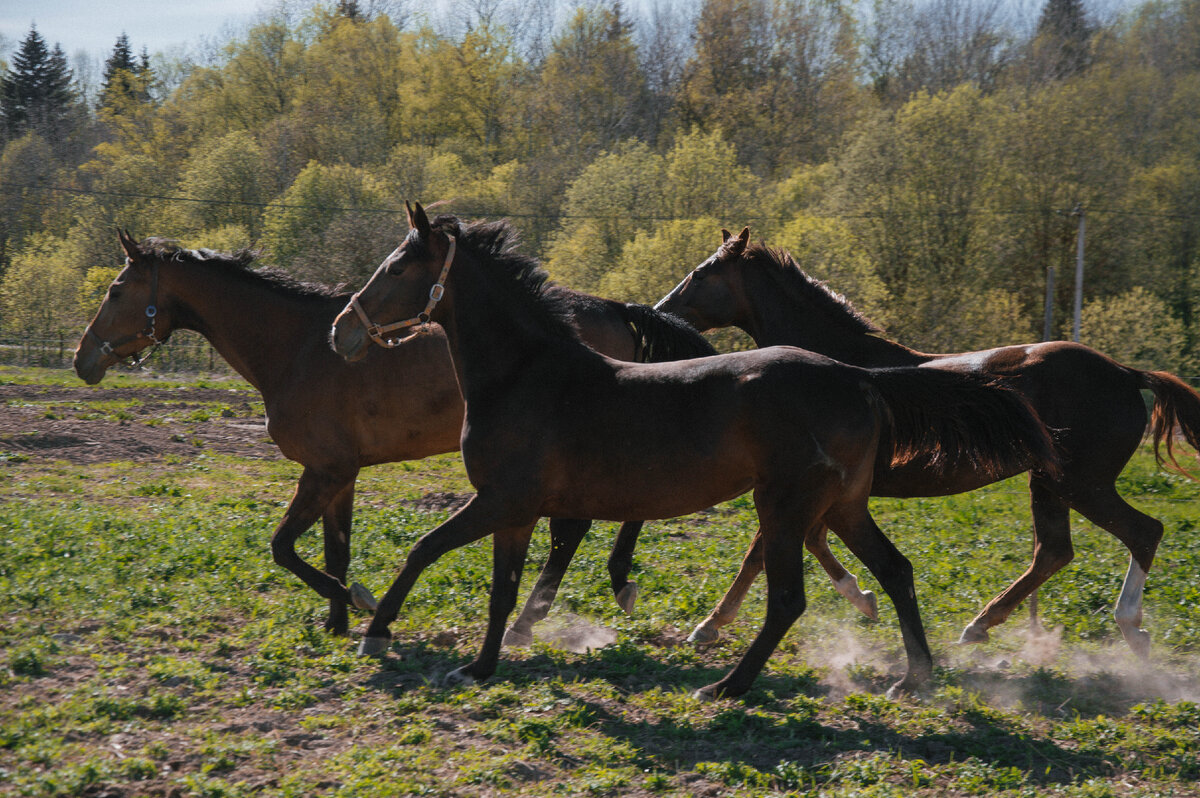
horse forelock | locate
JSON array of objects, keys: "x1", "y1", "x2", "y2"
[
  {"x1": 136, "y1": 237, "x2": 342, "y2": 299},
  {"x1": 745, "y1": 244, "x2": 883, "y2": 336}
]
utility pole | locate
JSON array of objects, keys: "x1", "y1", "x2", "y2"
[{"x1": 1072, "y1": 203, "x2": 1085, "y2": 342}]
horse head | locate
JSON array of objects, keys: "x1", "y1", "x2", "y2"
[
  {"x1": 73, "y1": 230, "x2": 174, "y2": 385},
  {"x1": 330, "y1": 201, "x2": 456, "y2": 361},
  {"x1": 654, "y1": 226, "x2": 751, "y2": 331}
]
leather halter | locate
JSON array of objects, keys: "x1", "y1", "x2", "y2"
[
  {"x1": 85, "y1": 259, "x2": 164, "y2": 367},
  {"x1": 348, "y1": 235, "x2": 456, "y2": 349}
]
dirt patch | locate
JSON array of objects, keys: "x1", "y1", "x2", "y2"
[{"x1": 0, "y1": 383, "x2": 282, "y2": 464}]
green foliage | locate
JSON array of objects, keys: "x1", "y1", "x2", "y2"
[
  {"x1": 1076, "y1": 286, "x2": 1192, "y2": 372},
  {"x1": 258, "y1": 161, "x2": 396, "y2": 283},
  {"x1": 0, "y1": 232, "x2": 85, "y2": 339}
]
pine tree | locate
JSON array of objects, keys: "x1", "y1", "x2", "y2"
[
  {"x1": 1034, "y1": 0, "x2": 1093, "y2": 79},
  {"x1": 99, "y1": 33, "x2": 152, "y2": 112},
  {"x1": 0, "y1": 26, "x2": 77, "y2": 140}
]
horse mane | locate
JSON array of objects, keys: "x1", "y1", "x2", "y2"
[
  {"x1": 426, "y1": 215, "x2": 580, "y2": 340},
  {"x1": 746, "y1": 243, "x2": 883, "y2": 337},
  {"x1": 139, "y1": 238, "x2": 345, "y2": 300}
]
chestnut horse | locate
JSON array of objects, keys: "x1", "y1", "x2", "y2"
[
  {"x1": 656, "y1": 227, "x2": 1200, "y2": 654},
  {"x1": 73, "y1": 231, "x2": 716, "y2": 637},
  {"x1": 330, "y1": 204, "x2": 1057, "y2": 698}
]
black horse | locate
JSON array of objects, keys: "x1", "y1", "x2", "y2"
[{"x1": 330, "y1": 204, "x2": 1058, "y2": 698}]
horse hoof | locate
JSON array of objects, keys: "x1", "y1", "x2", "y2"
[
  {"x1": 350, "y1": 582, "x2": 378, "y2": 612},
  {"x1": 885, "y1": 675, "x2": 927, "y2": 700},
  {"x1": 860, "y1": 590, "x2": 879, "y2": 621},
  {"x1": 616, "y1": 582, "x2": 638, "y2": 615},
  {"x1": 687, "y1": 624, "x2": 720, "y2": 646},
  {"x1": 958, "y1": 622, "x2": 990, "y2": 645},
  {"x1": 357, "y1": 636, "x2": 391, "y2": 657},
  {"x1": 503, "y1": 627, "x2": 533, "y2": 648},
  {"x1": 692, "y1": 685, "x2": 720, "y2": 702},
  {"x1": 444, "y1": 666, "x2": 476, "y2": 687},
  {"x1": 1123, "y1": 628, "x2": 1151, "y2": 659}
]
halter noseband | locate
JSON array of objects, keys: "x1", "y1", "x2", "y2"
[
  {"x1": 348, "y1": 235, "x2": 456, "y2": 349},
  {"x1": 85, "y1": 258, "x2": 164, "y2": 367}
]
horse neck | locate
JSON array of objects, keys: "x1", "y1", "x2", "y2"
[
  {"x1": 160, "y1": 261, "x2": 327, "y2": 393},
  {"x1": 436, "y1": 257, "x2": 572, "y2": 404},
  {"x1": 737, "y1": 268, "x2": 927, "y2": 368}
]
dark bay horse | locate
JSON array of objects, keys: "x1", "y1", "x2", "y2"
[
  {"x1": 73, "y1": 231, "x2": 715, "y2": 638},
  {"x1": 655, "y1": 227, "x2": 1200, "y2": 654},
  {"x1": 330, "y1": 203, "x2": 1058, "y2": 698}
]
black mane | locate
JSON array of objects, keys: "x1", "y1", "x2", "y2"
[
  {"x1": 139, "y1": 238, "x2": 345, "y2": 300},
  {"x1": 746, "y1": 243, "x2": 883, "y2": 336},
  {"x1": 426, "y1": 215, "x2": 580, "y2": 340}
]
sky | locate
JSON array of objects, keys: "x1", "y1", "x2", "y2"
[{"x1": 0, "y1": 0, "x2": 261, "y2": 62}]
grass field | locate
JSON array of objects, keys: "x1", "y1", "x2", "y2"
[{"x1": 3, "y1": 366, "x2": 1200, "y2": 797}]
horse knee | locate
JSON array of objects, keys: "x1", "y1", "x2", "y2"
[{"x1": 270, "y1": 537, "x2": 296, "y2": 568}]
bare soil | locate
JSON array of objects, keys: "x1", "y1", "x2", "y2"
[{"x1": 0, "y1": 383, "x2": 282, "y2": 464}]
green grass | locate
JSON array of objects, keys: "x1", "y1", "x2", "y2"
[{"x1": 3, "y1": 368, "x2": 1200, "y2": 796}]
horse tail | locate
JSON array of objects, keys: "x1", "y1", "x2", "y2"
[
  {"x1": 1138, "y1": 370, "x2": 1200, "y2": 477},
  {"x1": 868, "y1": 368, "x2": 1060, "y2": 479},
  {"x1": 621, "y1": 303, "x2": 718, "y2": 363}
]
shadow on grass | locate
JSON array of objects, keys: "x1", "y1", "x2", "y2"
[{"x1": 358, "y1": 636, "x2": 1152, "y2": 791}]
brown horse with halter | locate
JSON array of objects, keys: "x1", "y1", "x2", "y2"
[
  {"x1": 656, "y1": 227, "x2": 1200, "y2": 654},
  {"x1": 330, "y1": 203, "x2": 1058, "y2": 698},
  {"x1": 73, "y1": 231, "x2": 716, "y2": 639}
]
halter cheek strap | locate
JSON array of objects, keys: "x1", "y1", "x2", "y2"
[
  {"x1": 85, "y1": 259, "x2": 165, "y2": 367},
  {"x1": 350, "y1": 235, "x2": 456, "y2": 349}
]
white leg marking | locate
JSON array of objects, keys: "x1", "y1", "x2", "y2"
[
  {"x1": 834, "y1": 574, "x2": 879, "y2": 620},
  {"x1": 1114, "y1": 559, "x2": 1147, "y2": 629}
]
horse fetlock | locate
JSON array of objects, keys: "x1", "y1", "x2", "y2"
[
  {"x1": 615, "y1": 582, "x2": 638, "y2": 615},
  {"x1": 357, "y1": 635, "x2": 392, "y2": 657},
  {"x1": 350, "y1": 582, "x2": 379, "y2": 612},
  {"x1": 687, "y1": 621, "x2": 721, "y2": 646}
]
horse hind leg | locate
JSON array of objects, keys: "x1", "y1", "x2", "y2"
[
  {"x1": 808, "y1": 527, "x2": 878, "y2": 621},
  {"x1": 689, "y1": 526, "x2": 876, "y2": 647},
  {"x1": 960, "y1": 476, "x2": 1073, "y2": 644},
  {"x1": 1070, "y1": 487, "x2": 1162, "y2": 658},
  {"x1": 695, "y1": 510, "x2": 815, "y2": 700},
  {"x1": 826, "y1": 504, "x2": 933, "y2": 695},
  {"x1": 607, "y1": 520, "x2": 644, "y2": 614}
]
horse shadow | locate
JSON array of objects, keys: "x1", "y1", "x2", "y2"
[{"x1": 358, "y1": 636, "x2": 1175, "y2": 790}]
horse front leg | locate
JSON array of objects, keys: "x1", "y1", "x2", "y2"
[
  {"x1": 689, "y1": 531, "x2": 763, "y2": 644},
  {"x1": 358, "y1": 496, "x2": 517, "y2": 655},
  {"x1": 321, "y1": 478, "x2": 358, "y2": 635},
  {"x1": 448, "y1": 521, "x2": 537, "y2": 685},
  {"x1": 505, "y1": 518, "x2": 590, "y2": 647},
  {"x1": 270, "y1": 467, "x2": 358, "y2": 624}
]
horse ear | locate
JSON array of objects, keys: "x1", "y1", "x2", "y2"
[
  {"x1": 118, "y1": 229, "x2": 141, "y2": 263},
  {"x1": 412, "y1": 201, "x2": 432, "y2": 240},
  {"x1": 721, "y1": 228, "x2": 732, "y2": 243},
  {"x1": 737, "y1": 227, "x2": 750, "y2": 246},
  {"x1": 405, "y1": 200, "x2": 416, "y2": 230}
]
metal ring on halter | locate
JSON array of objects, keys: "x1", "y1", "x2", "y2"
[{"x1": 350, "y1": 235, "x2": 456, "y2": 349}]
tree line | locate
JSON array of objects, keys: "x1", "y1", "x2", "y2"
[{"x1": 1, "y1": 0, "x2": 1198, "y2": 373}]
